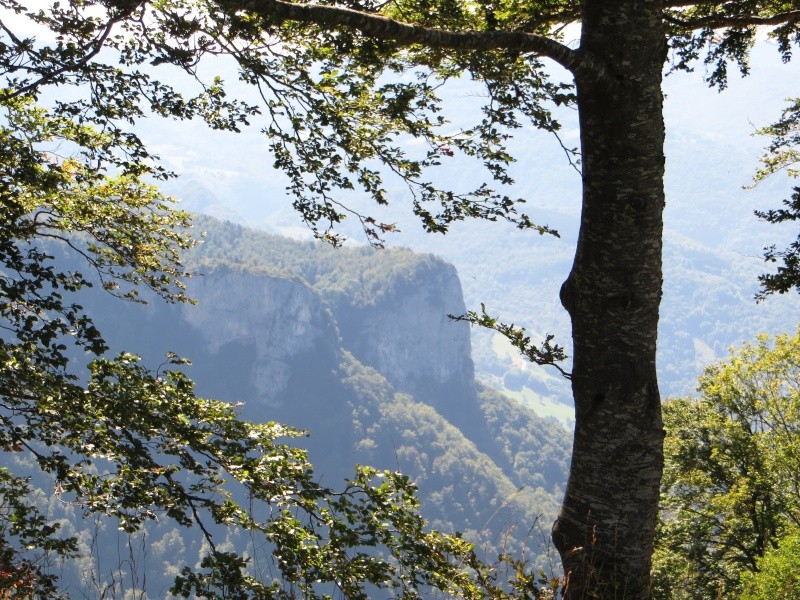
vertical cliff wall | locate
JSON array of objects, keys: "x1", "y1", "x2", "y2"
[
  {"x1": 312, "y1": 251, "x2": 477, "y2": 409},
  {"x1": 181, "y1": 267, "x2": 340, "y2": 409}
]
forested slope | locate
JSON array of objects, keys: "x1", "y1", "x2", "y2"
[{"x1": 21, "y1": 215, "x2": 570, "y2": 596}]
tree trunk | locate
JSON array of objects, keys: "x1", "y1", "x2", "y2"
[{"x1": 552, "y1": 2, "x2": 666, "y2": 598}]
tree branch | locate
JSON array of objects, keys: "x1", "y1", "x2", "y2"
[
  {"x1": 663, "y1": 1, "x2": 727, "y2": 7},
  {"x1": 235, "y1": 0, "x2": 609, "y2": 82},
  {"x1": 525, "y1": 6, "x2": 583, "y2": 31},
  {"x1": 6, "y1": 8, "x2": 132, "y2": 99},
  {"x1": 449, "y1": 304, "x2": 572, "y2": 380},
  {"x1": 666, "y1": 8, "x2": 800, "y2": 30}
]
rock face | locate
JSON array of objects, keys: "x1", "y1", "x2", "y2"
[
  {"x1": 91, "y1": 221, "x2": 477, "y2": 423},
  {"x1": 89, "y1": 271, "x2": 336, "y2": 415},
  {"x1": 321, "y1": 256, "x2": 477, "y2": 410},
  {"x1": 175, "y1": 258, "x2": 477, "y2": 417},
  {"x1": 181, "y1": 267, "x2": 339, "y2": 408},
  {"x1": 38, "y1": 217, "x2": 571, "y2": 595},
  {"x1": 81, "y1": 220, "x2": 529, "y2": 516}
]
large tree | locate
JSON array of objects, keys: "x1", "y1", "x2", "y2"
[{"x1": 3, "y1": 0, "x2": 800, "y2": 598}]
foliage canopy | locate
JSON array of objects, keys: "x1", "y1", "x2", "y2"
[
  {"x1": 5, "y1": 0, "x2": 797, "y2": 252},
  {"x1": 739, "y1": 524, "x2": 800, "y2": 600},
  {"x1": 654, "y1": 329, "x2": 800, "y2": 599}
]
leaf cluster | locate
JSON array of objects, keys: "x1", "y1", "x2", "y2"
[
  {"x1": 752, "y1": 98, "x2": 800, "y2": 297},
  {"x1": 451, "y1": 303, "x2": 570, "y2": 380},
  {"x1": 654, "y1": 329, "x2": 800, "y2": 599},
  {"x1": 665, "y1": 1, "x2": 800, "y2": 89},
  {"x1": 2, "y1": 0, "x2": 575, "y2": 248},
  {"x1": 756, "y1": 186, "x2": 800, "y2": 297},
  {"x1": 740, "y1": 523, "x2": 800, "y2": 600}
]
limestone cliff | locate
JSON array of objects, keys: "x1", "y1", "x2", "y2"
[
  {"x1": 184, "y1": 217, "x2": 478, "y2": 416},
  {"x1": 180, "y1": 266, "x2": 338, "y2": 409},
  {"x1": 312, "y1": 250, "x2": 477, "y2": 409},
  {"x1": 174, "y1": 219, "x2": 567, "y2": 497}
]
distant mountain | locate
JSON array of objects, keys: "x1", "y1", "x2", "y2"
[
  {"x1": 152, "y1": 43, "x2": 800, "y2": 421},
  {"x1": 34, "y1": 216, "x2": 570, "y2": 596}
]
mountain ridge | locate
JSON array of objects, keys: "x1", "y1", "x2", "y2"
[{"x1": 70, "y1": 214, "x2": 570, "y2": 567}]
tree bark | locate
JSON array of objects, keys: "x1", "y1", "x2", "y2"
[{"x1": 553, "y1": 2, "x2": 666, "y2": 598}]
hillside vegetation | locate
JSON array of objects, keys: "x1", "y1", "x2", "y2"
[{"x1": 19, "y1": 216, "x2": 572, "y2": 596}]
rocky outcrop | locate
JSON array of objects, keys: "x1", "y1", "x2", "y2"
[
  {"x1": 89, "y1": 224, "x2": 477, "y2": 420},
  {"x1": 318, "y1": 255, "x2": 476, "y2": 410},
  {"x1": 181, "y1": 267, "x2": 338, "y2": 408},
  {"x1": 36, "y1": 219, "x2": 571, "y2": 596}
]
